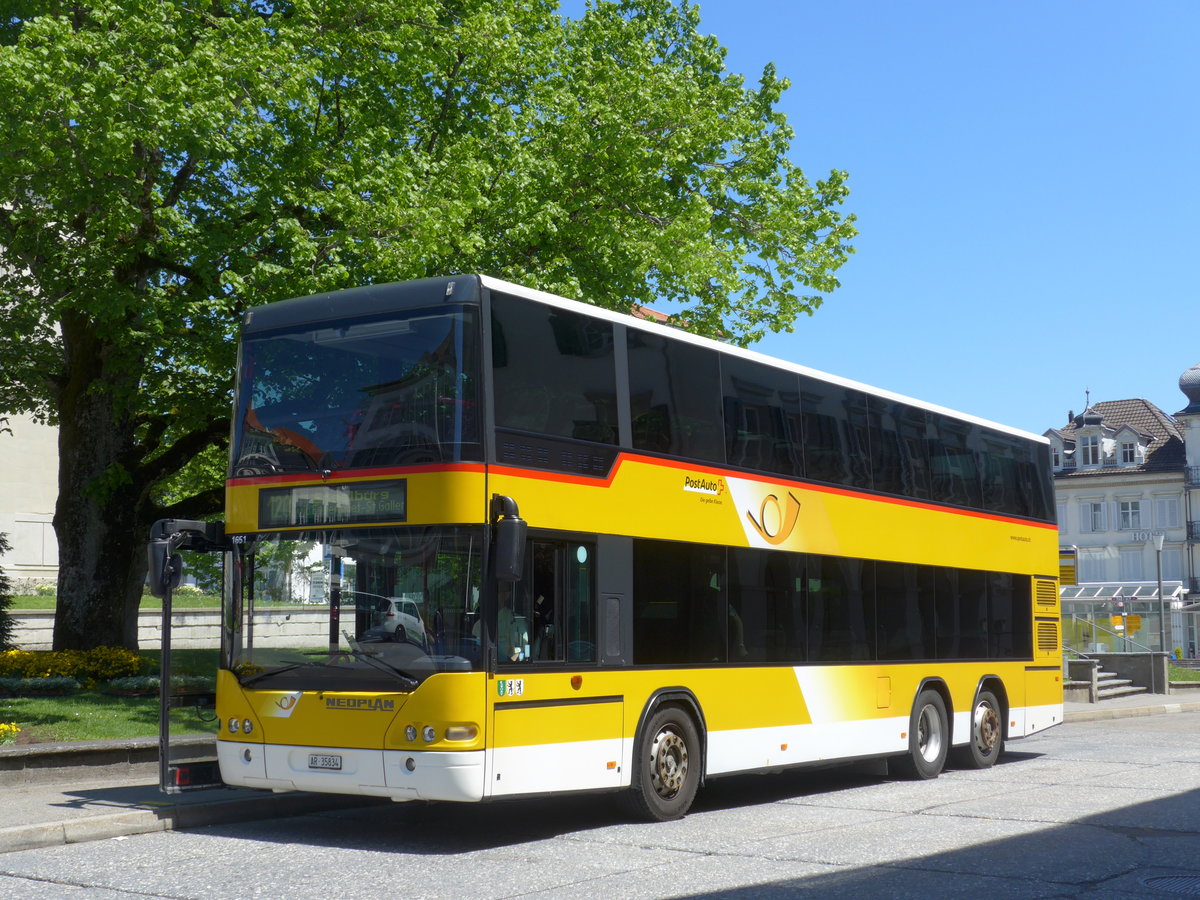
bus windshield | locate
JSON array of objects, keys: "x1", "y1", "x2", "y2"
[
  {"x1": 231, "y1": 305, "x2": 480, "y2": 478},
  {"x1": 225, "y1": 526, "x2": 483, "y2": 690}
]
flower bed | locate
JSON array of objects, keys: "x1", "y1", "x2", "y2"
[
  {"x1": 0, "y1": 647, "x2": 149, "y2": 688},
  {"x1": 0, "y1": 676, "x2": 81, "y2": 696}
]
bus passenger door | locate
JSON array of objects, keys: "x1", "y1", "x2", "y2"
[{"x1": 488, "y1": 540, "x2": 625, "y2": 796}]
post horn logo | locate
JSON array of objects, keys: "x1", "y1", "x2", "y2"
[{"x1": 746, "y1": 491, "x2": 802, "y2": 545}]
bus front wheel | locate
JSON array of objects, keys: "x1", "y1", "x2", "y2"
[
  {"x1": 893, "y1": 688, "x2": 949, "y2": 780},
  {"x1": 624, "y1": 706, "x2": 700, "y2": 821}
]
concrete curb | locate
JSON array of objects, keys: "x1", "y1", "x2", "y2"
[{"x1": 1064, "y1": 699, "x2": 1200, "y2": 722}]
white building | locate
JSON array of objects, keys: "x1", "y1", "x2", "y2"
[
  {"x1": 0, "y1": 412, "x2": 59, "y2": 583},
  {"x1": 1045, "y1": 364, "x2": 1200, "y2": 656}
]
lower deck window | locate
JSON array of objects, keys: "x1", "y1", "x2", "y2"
[{"x1": 632, "y1": 538, "x2": 1032, "y2": 666}]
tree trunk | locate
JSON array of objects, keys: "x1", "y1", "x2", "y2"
[
  {"x1": 52, "y1": 317, "x2": 151, "y2": 651},
  {"x1": 52, "y1": 408, "x2": 152, "y2": 650}
]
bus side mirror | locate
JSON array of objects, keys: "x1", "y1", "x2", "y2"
[
  {"x1": 147, "y1": 540, "x2": 182, "y2": 599},
  {"x1": 147, "y1": 519, "x2": 225, "y2": 599},
  {"x1": 491, "y1": 495, "x2": 527, "y2": 582}
]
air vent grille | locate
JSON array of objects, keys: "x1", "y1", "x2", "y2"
[
  {"x1": 1036, "y1": 580, "x2": 1058, "y2": 608},
  {"x1": 1036, "y1": 621, "x2": 1059, "y2": 651}
]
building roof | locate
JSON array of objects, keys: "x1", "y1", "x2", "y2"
[{"x1": 1048, "y1": 399, "x2": 1185, "y2": 478}]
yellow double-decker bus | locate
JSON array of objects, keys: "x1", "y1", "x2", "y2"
[{"x1": 151, "y1": 274, "x2": 1061, "y2": 820}]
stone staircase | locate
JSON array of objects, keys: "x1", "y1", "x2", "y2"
[{"x1": 1096, "y1": 668, "x2": 1148, "y2": 700}]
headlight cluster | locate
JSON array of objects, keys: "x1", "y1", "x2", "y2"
[
  {"x1": 402, "y1": 723, "x2": 477, "y2": 744},
  {"x1": 226, "y1": 717, "x2": 255, "y2": 735}
]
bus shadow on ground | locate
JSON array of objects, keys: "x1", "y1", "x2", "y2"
[
  {"x1": 190, "y1": 751, "x2": 1046, "y2": 856},
  {"x1": 676, "y1": 786, "x2": 1200, "y2": 899}
]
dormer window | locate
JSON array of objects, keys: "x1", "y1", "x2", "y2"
[
  {"x1": 1050, "y1": 445, "x2": 1061, "y2": 468},
  {"x1": 1120, "y1": 441, "x2": 1139, "y2": 464},
  {"x1": 1080, "y1": 434, "x2": 1101, "y2": 466}
]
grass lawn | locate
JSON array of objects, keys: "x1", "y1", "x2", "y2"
[
  {"x1": 1169, "y1": 664, "x2": 1200, "y2": 682},
  {"x1": 1, "y1": 693, "x2": 215, "y2": 744},
  {"x1": 1, "y1": 649, "x2": 222, "y2": 745},
  {"x1": 10, "y1": 593, "x2": 222, "y2": 611}
]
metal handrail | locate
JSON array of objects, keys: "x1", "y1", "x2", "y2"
[{"x1": 1066, "y1": 613, "x2": 1155, "y2": 653}]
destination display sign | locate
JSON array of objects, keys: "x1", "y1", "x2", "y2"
[{"x1": 259, "y1": 480, "x2": 408, "y2": 528}]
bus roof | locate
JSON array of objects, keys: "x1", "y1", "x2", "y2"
[{"x1": 478, "y1": 274, "x2": 1047, "y2": 446}]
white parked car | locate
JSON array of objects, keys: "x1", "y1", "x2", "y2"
[
  {"x1": 374, "y1": 595, "x2": 426, "y2": 645},
  {"x1": 340, "y1": 591, "x2": 427, "y2": 646}
]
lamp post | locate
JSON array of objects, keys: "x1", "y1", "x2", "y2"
[{"x1": 1154, "y1": 532, "x2": 1166, "y2": 693}]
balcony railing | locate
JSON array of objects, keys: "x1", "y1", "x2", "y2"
[
  {"x1": 1190, "y1": 521, "x2": 1200, "y2": 542},
  {"x1": 1188, "y1": 466, "x2": 1200, "y2": 486}
]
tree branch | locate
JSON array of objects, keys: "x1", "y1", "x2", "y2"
[
  {"x1": 136, "y1": 417, "x2": 228, "y2": 487},
  {"x1": 158, "y1": 484, "x2": 224, "y2": 521},
  {"x1": 163, "y1": 153, "x2": 196, "y2": 208}
]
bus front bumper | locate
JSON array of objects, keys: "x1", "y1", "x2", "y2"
[{"x1": 217, "y1": 740, "x2": 485, "y2": 802}]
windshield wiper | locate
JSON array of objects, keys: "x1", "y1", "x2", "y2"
[
  {"x1": 237, "y1": 662, "x2": 312, "y2": 687},
  {"x1": 341, "y1": 631, "x2": 420, "y2": 690},
  {"x1": 236, "y1": 658, "x2": 351, "y2": 687}
]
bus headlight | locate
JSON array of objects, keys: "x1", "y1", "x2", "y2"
[
  {"x1": 242, "y1": 719, "x2": 254, "y2": 735},
  {"x1": 405, "y1": 725, "x2": 418, "y2": 742},
  {"x1": 422, "y1": 725, "x2": 437, "y2": 743},
  {"x1": 228, "y1": 717, "x2": 240, "y2": 734}
]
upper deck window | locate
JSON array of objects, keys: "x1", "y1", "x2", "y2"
[
  {"x1": 721, "y1": 356, "x2": 802, "y2": 477},
  {"x1": 232, "y1": 306, "x2": 480, "y2": 477},
  {"x1": 491, "y1": 293, "x2": 618, "y2": 444},
  {"x1": 627, "y1": 330, "x2": 723, "y2": 463}
]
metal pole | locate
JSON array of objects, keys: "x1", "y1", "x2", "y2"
[
  {"x1": 1155, "y1": 533, "x2": 1166, "y2": 652},
  {"x1": 1155, "y1": 532, "x2": 1166, "y2": 694}
]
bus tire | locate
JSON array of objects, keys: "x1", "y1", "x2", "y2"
[
  {"x1": 623, "y1": 705, "x2": 700, "y2": 821},
  {"x1": 893, "y1": 688, "x2": 949, "y2": 780},
  {"x1": 950, "y1": 689, "x2": 1003, "y2": 769}
]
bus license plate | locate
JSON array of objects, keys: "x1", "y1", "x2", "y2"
[{"x1": 308, "y1": 753, "x2": 342, "y2": 771}]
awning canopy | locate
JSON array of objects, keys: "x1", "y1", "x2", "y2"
[{"x1": 1060, "y1": 581, "x2": 1188, "y2": 602}]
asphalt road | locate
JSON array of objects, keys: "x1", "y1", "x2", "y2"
[{"x1": 3, "y1": 711, "x2": 1200, "y2": 899}]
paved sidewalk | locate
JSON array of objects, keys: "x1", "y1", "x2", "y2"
[
  {"x1": 0, "y1": 738, "x2": 384, "y2": 854},
  {"x1": 3, "y1": 695, "x2": 1199, "y2": 855}
]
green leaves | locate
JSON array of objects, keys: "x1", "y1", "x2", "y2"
[{"x1": 0, "y1": 0, "x2": 855, "y2": 504}]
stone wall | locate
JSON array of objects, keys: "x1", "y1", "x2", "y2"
[{"x1": 11, "y1": 609, "x2": 332, "y2": 651}]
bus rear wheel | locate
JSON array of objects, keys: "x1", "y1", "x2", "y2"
[
  {"x1": 893, "y1": 688, "x2": 949, "y2": 780},
  {"x1": 951, "y1": 689, "x2": 1003, "y2": 769},
  {"x1": 624, "y1": 706, "x2": 700, "y2": 821}
]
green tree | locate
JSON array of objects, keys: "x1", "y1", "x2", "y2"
[{"x1": 0, "y1": 0, "x2": 855, "y2": 650}]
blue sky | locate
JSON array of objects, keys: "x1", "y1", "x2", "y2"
[{"x1": 576, "y1": 1, "x2": 1199, "y2": 436}]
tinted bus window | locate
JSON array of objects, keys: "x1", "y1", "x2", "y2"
[
  {"x1": 722, "y1": 357, "x2": 802, "y2": 476},
  {"x1": 987, "y1": 572, "x2": 1031, "y2": 659},
  {"x1": 627, "y1": 331, "x2": 723, "y2": 462},
  {"x1": 927, "y1": 414, "x2": 983, "y2": 509},
  {"x1": 632, "y1": 540, "x2": 729, "y2": 664},
  {"x1": 729, "y1": 547, "x2": 806, "y2": 662},
  {"x1": 492, "y1": 293, "x2": 618, "y2": 444},
  {"x1": 874, "y1": 561, "x2": 936, "y2": 660},
  {"x1": 799, "y1": 377, "x2": 871, "y2": 490},
  {"x1": 807, "y1": 555, "x2": 874, "y2": 661},
  {"x1": 979, "y1": 434, "x2": 1029, "y2": 517},
  {"x1": 935, "y1": 567, "x2": 988, "y2": 659},
  {"x1": 868, "y1": 396, "x2": 908, "y2": 497},
  {"x1": 1020, "y1": 443, "x2": 1055, "y2": 522},
  {"x1": 869, "y1": 400, "x2": 932, "y2": 500}
]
